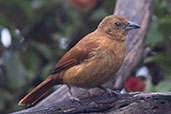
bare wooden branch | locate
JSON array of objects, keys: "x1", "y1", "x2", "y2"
[{"x1": 12, "y1": 92, "x2": 171, "y2": 114}]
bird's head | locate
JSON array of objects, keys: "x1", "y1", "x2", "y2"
[{"x1": 97, "y1": 15, "x2": 140, "y2": 41}]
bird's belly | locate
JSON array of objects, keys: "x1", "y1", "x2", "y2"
[{"x1": 63, "y1": 53, "x2": 123, "y2": 88}]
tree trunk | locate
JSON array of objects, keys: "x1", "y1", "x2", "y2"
[{"x1": 112, "y1": 0, "x2": 155, "y2": 90}]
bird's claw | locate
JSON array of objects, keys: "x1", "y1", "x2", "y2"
[
  {"x1": 98, "y1": 86, "x2": 119, "y2": 97},
  {"x1": 106, "y1": 88, "x2": 118, "y2": 97},
  {"x1": 68, "y1": 87, "x2": 81, "y2": 103},
  {"x1": 69, "y1": 96, "x2": 81, "y2": 103}
]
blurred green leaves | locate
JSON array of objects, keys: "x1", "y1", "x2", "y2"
[
  {"x1": 90, "y1": 8, "x2": 108, "y2": 20},
  {"x1": 146, "y1": 76, "x2": 171, "y2": 92},
  {"x1": 145, "y1": 18, "x2": 164, "y2": 48},
  {"x1": 144, "y1": 0, "x2": 171, "y2": 92},
  {"x1": 144, "y1": 55, "x2": 171, "y2": 76},
  {"x1": 158, "y1": 15, "x2": 171, "y2": 36},
  {"x1": 146, "y1": 0, "x2": 171, "y2": 47},
  {"x1": 2, "y1": 51, "x2": 26, "y2": 88},
  {"x1": 30, "y1": 41, "x2": 52, "y2": 60}
]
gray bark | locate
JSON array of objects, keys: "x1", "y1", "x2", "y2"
[{"x1": 12, "y1": 92, "x2": 171, "y2": 114}]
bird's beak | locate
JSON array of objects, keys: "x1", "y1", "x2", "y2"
[{"x1": 125, "y1": 21, "x2": 141, "y2": 30}]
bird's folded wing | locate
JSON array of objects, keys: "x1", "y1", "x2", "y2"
[
  {"x1": 51, "y1": 40, "x2": 98, "y2": 75},
  {"x1": 51, "y1": 58, "x2": 78, "y2": 74}
]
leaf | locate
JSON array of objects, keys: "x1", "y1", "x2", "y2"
[
  {"x1": 41, "y1": 62, "x2": 56, "y2": 79},
  {"x1": 145, "y1": 20, "x2": 164, "y2": 48},
  {"x1": 30, "y1": 41, "x2": 52, "y2": 60},
  {"x1": 158, "y1": 15, "x2": 171, "y2": 36},
  {"x1": 90, "y1": 9, "x2": 108, "y2": 21},
  {"x1": 146, "y1": 78, "x2": 171, "y2": 92},
  {"x1": 22, "y1": 51, "x2": 41, "y2": 80},
  {"x1": 2, "y1": 51, "x2": 26, "y2": 88},
  {"x1": 144, "y1": 55, "x2": 171, "y2": 75},
  {"x1": 155, "y1": 78, "x2": 171, "y2": 92}
]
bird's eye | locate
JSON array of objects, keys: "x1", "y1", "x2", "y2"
[{"x1": 115, "y1": 22, "x2": 121, "y2": 26}]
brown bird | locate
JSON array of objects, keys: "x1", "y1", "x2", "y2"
[{"x1": 18, "y1": 15, "x2": 140, "y2": 106}]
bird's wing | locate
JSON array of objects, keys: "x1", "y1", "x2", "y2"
[{"x1": 51, "y1": 39, "x2": 98, "y2": 75}]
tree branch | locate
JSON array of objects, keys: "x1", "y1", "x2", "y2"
[{"x1": 12, "y1": 92, "x2": 171, "y2": 114}]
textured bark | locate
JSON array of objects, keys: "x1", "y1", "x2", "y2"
[{"x1": 12, "y1": 92, "x2": 171, "y2": 114}]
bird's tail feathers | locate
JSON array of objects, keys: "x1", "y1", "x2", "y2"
[{"x1": 18, "y1": 75, "x2": 62, "y2": 106}]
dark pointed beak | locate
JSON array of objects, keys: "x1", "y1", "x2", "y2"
[{"x1": 125, "y1": 21, "x2": 141, "y2": 30}]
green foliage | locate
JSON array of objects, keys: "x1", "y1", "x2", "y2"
[
  {"x1": 146, "y1": 77, "x2": 171, "y2": 92},
  {"x1": 144, "y1": 0, "x2": 171, "y2": 92},
  {"x1": 144, "y1": 55, "x2": 171, "y2": 76},
  {"x1": 2, "y1": 51, "x2": 26, "y2": 88},
  {"x1": 30, "y1": 41, "x2": 53, "y2": 60},
  {"x1": 145, "y1": 18, "x2": 164, "y2": 48},
  {"x1": 90, "y1": 9, "x2": 108, "y2": 20},
  {"x1": 22, "y1": 51, "x2": 41, "y2": 80},
  {"x1": 158, "y1": 15, "x2": 171, "y2": 36}
]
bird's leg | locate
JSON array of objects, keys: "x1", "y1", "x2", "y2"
[
  {"x1": 68, "y1": 87, "x2": 80, "y2": 102},
  {"x1": 97, "y1": 86, "x2": 118, "y2": 97}
]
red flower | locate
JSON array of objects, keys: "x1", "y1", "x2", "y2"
[{"x1": 125, "y1": 77, "x2": 146, "y2": 92}]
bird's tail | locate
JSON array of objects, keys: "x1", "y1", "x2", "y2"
[{"x1": 18, "y1": 75, "x2": 62, "y2": 106}]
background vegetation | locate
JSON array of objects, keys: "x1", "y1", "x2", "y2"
[{"x1": 0, "y1": 0, "x2": 170, "y2": 113}]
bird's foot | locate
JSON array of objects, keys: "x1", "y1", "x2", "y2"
[
  {"x1": 105, "y1": 88, "x2": 118, "y2": 97},
  {"x1": 68, "y1": 86, "x2": 81, "y2": 103},
  {"x1": 69, "y1": 96, "x2": 80, "y2": 102},
  {"x1": 98, "y1": 86, "x2": 119, "y2": 97}
]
